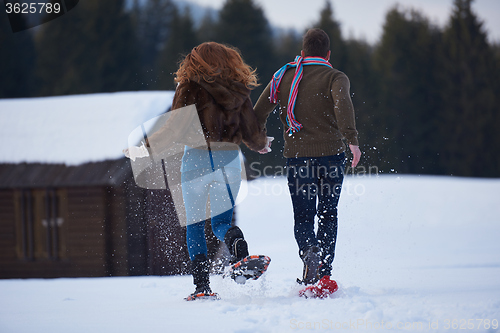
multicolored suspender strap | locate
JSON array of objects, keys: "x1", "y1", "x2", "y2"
[{"x1": 269, "y1": 56, "x2": 332, "y2": 133}]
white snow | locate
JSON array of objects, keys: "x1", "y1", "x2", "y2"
[
  {"x1": 1, "y1": 175, "x2": 500, "y2": 332},
  {"x1": 0, "y1": 91, "x2": 175, "y2": 165}
]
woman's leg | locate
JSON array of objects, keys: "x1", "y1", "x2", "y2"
[
  {"x1": 210, "y1": 209, "x2": 234, "y2": 241},
  {"x1": 186, "y1": 221, "x2": 208, "y2": 261},
  {"x1": 182, "y1": 168, "x2": 214, "y2": 296},
  {"x1": 182, "y1": 169, "x2": 211, "y2": 261},
  {"x1": 209, "y1": 167, "x2": 248, "y2": 261},
  {"x1": 209, "y1": 167, "x2": 241, "y2": 240}
]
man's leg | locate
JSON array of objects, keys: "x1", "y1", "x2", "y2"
[
  {"x1": 288, "y1": 158, "x2": 324, "y2": 284},
  {"x1": 287, "y1": 158, "x2": 318, "y2": 256},
  {"x1": 316, "y1": 154, "x2": 345, "y2": 278}
]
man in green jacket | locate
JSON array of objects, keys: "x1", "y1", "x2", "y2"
[{"x1": 254, "y1": 28, "x2": 361, "y2": 284}]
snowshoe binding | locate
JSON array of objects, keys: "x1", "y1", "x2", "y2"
[{"x1": 184, "y1": 289, "x2": 220, "y2": 301}]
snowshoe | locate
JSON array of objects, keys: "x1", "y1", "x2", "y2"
[
  {"x1": 298, "y1": 275, "x2": 338, "y2": 299},
  {"x1": 184, "y1": 291, "x2": 220, "y2": 301},
  {"x1": 223, "y1": 255, "x2": 271, "y2": 284}
]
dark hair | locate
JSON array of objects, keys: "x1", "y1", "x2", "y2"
[{"x1": 302, "y1": 28, "x2": 330, "y2": 58}]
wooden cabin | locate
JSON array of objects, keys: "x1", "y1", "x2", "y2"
[{"x1": 0, "y1": 92, "x2": 227, "y2": 279}]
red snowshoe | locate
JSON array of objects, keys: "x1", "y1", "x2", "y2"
[{"x1": 299, "y1": 275, "x2": 338, "y2": 299}]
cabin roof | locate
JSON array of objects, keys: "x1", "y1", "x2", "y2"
[
  {"x1": 0, "y1": 91, "x2": 174, "y2": 188},
  {"x1": 0, "y1": 91, "x2": 174, "y2": 166}
]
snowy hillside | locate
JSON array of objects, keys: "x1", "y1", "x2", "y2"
[{"x1": 1, "y1": 175, "x2": 500, "y2": 333}]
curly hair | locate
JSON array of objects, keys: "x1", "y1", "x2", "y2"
[{"x1": 174, "y1": 42, "x2": 259, "y2": 89}]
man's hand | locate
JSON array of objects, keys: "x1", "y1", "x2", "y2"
[
  {"x1": 349, "y1": 144, "x2": 361, "y2": 168},
  {"x1": 258, "y1": 136, "x2": 274, "y2": 154}
]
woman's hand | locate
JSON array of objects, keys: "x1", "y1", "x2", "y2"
[{"x1": 258, "y1": 136, "x2": 274, "y2": 154}]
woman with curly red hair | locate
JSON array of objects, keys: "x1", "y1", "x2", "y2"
[{"x1": 131, "y1": 42, "x2": 273, "y2": 300}]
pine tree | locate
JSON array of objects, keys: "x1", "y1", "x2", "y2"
[
  {"x1": 215, "y1": 0, "x2": 276, "y2": 84},
  {"x1": 35, "y1": 0, "x2": 140, "y2": 96},
  {"x1": 440, "y1": 0, "x2": 500, "y2": 176},
  {"x1": 156, "y1": 6, "x2": 199, "y2": 90},
  {"x1": 131, "y1": 0, "x2": 176, "y2": 89},
  {"x1": 312, "y1": 0, "x2": 345, "y2": 69},
  {"x1": 373, "y1": 6, "x2": 444, "y2": 174},
  {"x1": 0, "y1": 0, "x2": 36, "y2": 98},
  {"x1": 342, "y1": 39, "x2": 379, "y2": 170},
  {"x1": 274, "y1": 29, "x2": 302, "y2": 65},
  {"x1": 197, "y1": 9, "x2": 217, "y2": 43}
]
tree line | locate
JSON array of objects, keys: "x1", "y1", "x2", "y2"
[{"x1": 1, "y1": 0, "x2": 499, "y2": 177}]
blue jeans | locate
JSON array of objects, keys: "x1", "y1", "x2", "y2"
[
  {"x1": 287, "y1": 153, "x2": 345, "y2": 276},
  {"x1": 182, "y1": 147, "x2": 241, "y2": 261},
  {"x1": 185, "y1": 209, "x2": 235, "y2": 261}
]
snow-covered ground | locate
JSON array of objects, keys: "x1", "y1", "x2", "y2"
[{"x1": 1, "y1": 175, "x2": 500, "y2": 333}]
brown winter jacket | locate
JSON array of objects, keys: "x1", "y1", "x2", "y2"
[
  {"x1": 147, "y1": 77, "x2": 268, "y2": 153},
  {"x1": 254, "y1": 65, "x2": 359, "y2": 158}
]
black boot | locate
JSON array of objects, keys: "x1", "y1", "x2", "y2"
[
  {"x1": 224, "y1": 226, "x2": 249, "y2": 262},
  {"x1": 299, "y1": 246, "x2": 322, "y2": 285},
  {"x1": 190, "y1": 254, "x2": 211, "y2": 295},
  {"x1": 185, "y1": 254, "x2": 219, "y2": 301}
]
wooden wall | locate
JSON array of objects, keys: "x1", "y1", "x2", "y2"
[
  {"x1": 64, "y1": 187, "x2": 108, "y2": 277},
  {"x1": 0, "y1": 187, "x2": 112, "y2": 278},
  {"x1": 0, "y1": 190, "x2": 16, "y2": 276},
  {"x1": 0, "y1": 181, "x2": 227, "y2": 278}
]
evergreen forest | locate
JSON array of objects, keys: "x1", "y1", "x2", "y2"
[{"x1": 1, "y1": 0, "x2": 499, "y2": 177}]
